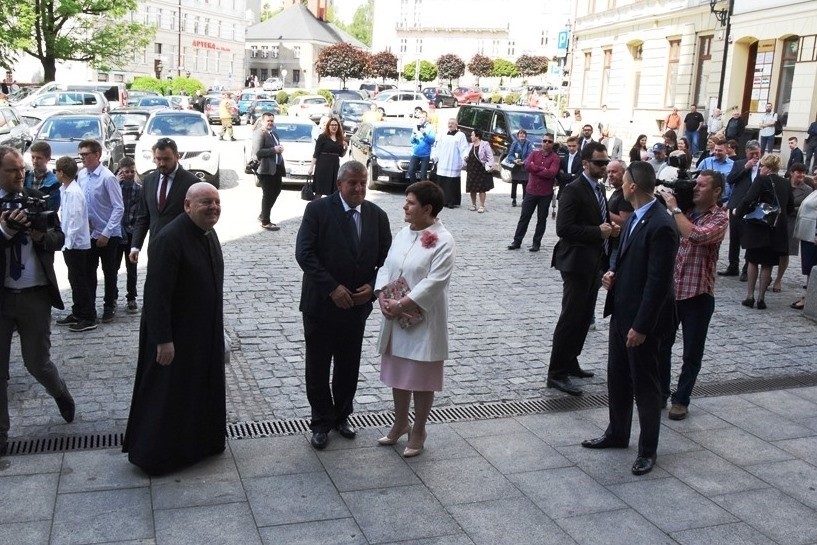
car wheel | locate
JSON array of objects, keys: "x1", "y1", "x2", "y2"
[{"x1": 367, "y1": 162, "x2": 378, "y2": 190}]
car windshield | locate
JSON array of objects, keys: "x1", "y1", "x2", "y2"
[
  {"x1": 138, "y1": 97, "x2": 170, "y2": 107},
  {"x1": 38, "y1": 118, "x2": 102, "y2": 140},
  {"x1": 374, "y1": 126, "x2": 413, "y2": 147},
  {"x1": 255, "y1": 101, "x2": 279, "y2": 111},
  {"x1": 376, "y1": 91, "x2": 396, "y2": 101},
  {"x1": 146, "y1": 115, "x2": 210, "y2": 136},
  {"x1": 275, "y1": 122, "x2": 315, "y2": 142},
  {"x1": 110, "y1": 113, "x2": 148, "y2": 129},
  {"x1": 304, "y1": 98, "x2": 326, "y2": 105},
  {"x1": 341, "y1": 102, "x2": 369, "y2": 115},
  {"x1": 505, "y1": 111, "x2": 547, "y2": 134}
]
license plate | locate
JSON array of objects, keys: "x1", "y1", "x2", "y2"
[{"x1": 288, "y1": 164, "x2": 310, "y2": 176}]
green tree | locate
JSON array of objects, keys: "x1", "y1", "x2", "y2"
[
  {"x1": 515, "y1": 55, "x2": 549, "y2": 77},
  {"x1": 314, "y1": 42, "x2": 370, "y2": 89},
  {"x1": 6, "y1": 0, "x2": 154, "y2": 82},
  {"x1": 369, "y1": 51, "x2": 398, "y2": 82},
  {"x1": 492, "y1": 58, "x2": 518, "y2": 78},
  {"x1": 401, "y1": 60, "x2": 437, "y2": 82},
  {"x1": 467, "y1": 54, "x2": 494, "y2": 81},
  {"x1": 260, "y1": 2, "x2": 282, "y2": 21},
  {"x1": 0, "y1": 3, "x2": 36, "y2": 71},
  {"x1": 332, "y1": 0, "x2": 373, "y2": 46},
  {"x1": 436, "y1": 54, "x2": 465, "y2": 87}
]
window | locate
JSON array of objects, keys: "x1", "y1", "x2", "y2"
[
  {"x1": 155, "y1": 43, "x2": 163, "y2": 55},
  {"x1": 664, "y1": 39, "x2": 681, "y2": 107},
  {"x1": 541, "y1": 31, "x2": 548, "y2": 47},
  {"x1": 271, "y1": 45, "x2": 279, "y2": 58},
  {"x1": 508, "y1": 41, "x2": 515, "y2": 56},
  {"x1": 250, "y1": 46, "x2": 258, "y2": 58},
  {"x1": 630, "y1": 42, "x2": 643, "y2": 109},
  {"x1": 581, "y1": 52, "x2": 591, "y2": 107},
  {"x1": 203, "y1": 18, "x2": 209, "y2": 35},
  {"x1": 293, "y1": 46, "x2": 301, "y2": 58},
  {"x1": 293, "y1": 69, "x2": 300, "y2": 83},
  {"x1": 749, "y1": 39, "x2": 775, "y2": 112},
  {"x1": 693, "y1": 36, "x2": 712, "y2": 107},
  {"x1": 260, "y1": 68, "x2": 268, "y2": 80},
  {"x1": 600, "y1": 49, "x2": 612, "y2": 106},
  {"x1": 399, "y1": 39, "x2": 407, "y2": 53},
  {"x1": 261, "y1": 45, "x2": 269, "y2": 59},
  {"x1": 776, "y1": 36, "x2": 798, "y2": 125},
  {"x1": 491, "y1": 40, "x2": 500, "y2": 56},
  {"x1": 416, "y1": 39, "x2": 423, "y2": 54}
]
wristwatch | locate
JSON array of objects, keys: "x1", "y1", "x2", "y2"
[{"x1": 668, "y1": 207, "x2": 683, "y2": 217}]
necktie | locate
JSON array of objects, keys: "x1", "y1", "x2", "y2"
[
  {"x1": 595, "y1": 183, "x2": 609, "y2": 254},
  {"x1": 620, "y1": 214, "x2": 635, "y2": 250},
  {"x1": 347, "y1": 209, "x2": 359, "y2": 248},
  {"x1": 158, "y1": 174, "x2": 168, "y2": 211}
]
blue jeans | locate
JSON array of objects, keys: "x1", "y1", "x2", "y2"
[
  {"x1": 760, "y1": 135, "x2": 774, "y2": 154},
  {"x1": 684, "y1": 130, "x2": 700, "y2": 155},
  {"x1": 408, "y1": 155, "x2": 430, "y2": 183},
  {"x1": 659, "y1": 293, "x2": 715, "y2": 406}
]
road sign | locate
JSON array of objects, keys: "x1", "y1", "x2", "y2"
[{"x1": 557, "y1": 31, "x2": 570, "y2": 50}]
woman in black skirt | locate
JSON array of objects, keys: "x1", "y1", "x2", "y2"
[
  {"x1": 736, "y1": 154, "x2": 794, "y2": 309},
  {"x1": 465, "y1": 129, "x2": 495, "y2": 213},
  {"x1": 309, "y1": 117, "x2": 346, "y2": 198}
]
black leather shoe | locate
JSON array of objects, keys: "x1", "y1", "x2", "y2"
[
  {"x1": 739, "y1": 271, "x2": 748, "y2": 282},
  {"x1": 717, "y1": 267, "x2": 739, "y2": 276},
  {"x1": 310, "y1": 431, "x2": 328, "y2": 450},
  {"x1": 632, "y1": 454, "x2": 657, "y2": 475},
  {"x1": 581, "y1": 435, "x2": 628, "y2": 449},
  {"x1": 55, "y1": 392, "x2": 75, "y2": 423},
  {"x1": 507, "y1": 243, "x2": 521, "y2": 250},
  {"x1": 0, "y1": 436, "x2": 7, "y2": 456},
  {"x1": 528, "y1": 245, "x2": 540, "y2": 252},
  {"x1": 546, "y1": 377, "x2": 583, "y2": 396},
  {"x1": 336, "y1": 421, "x2": 356, "y2": 439},
  {"x1": 568, "y1": 368, "x2": 595, "y2": 378}
]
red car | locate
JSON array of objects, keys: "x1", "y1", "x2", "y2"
[{"x1": 453, "y1": 87, "x2": 483, "y2": 105}]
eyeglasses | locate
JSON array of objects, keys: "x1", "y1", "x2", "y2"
[
  {"x1": 589, "y1": 159, "x2": 610, "y2": 167},
  {"x1": 542, "y1": 140, "x2": 554, "y2": 144}
]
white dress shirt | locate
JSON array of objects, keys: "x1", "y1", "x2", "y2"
[{"x1": 59, "y1": 181, "x2": 91, "y2": 250}]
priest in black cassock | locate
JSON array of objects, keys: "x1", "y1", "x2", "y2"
[{"x1": 123, "y1": 182, "x2": 225, "y2": 475}]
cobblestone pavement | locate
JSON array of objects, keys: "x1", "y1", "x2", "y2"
[{"x1": 5, "y1": 129, "x2": 817, "y2": 442}]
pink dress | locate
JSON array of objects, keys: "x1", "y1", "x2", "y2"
[{"x1": 380, "y1": 339, "x2": 443, "y2": 392}]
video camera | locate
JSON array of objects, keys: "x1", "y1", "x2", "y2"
[
  {"x1": 0, "y1": 195, "x2": 58, "y2": 233},
  {"x1": 655, "y1": 151, "x2": 699, "y2": 212}
]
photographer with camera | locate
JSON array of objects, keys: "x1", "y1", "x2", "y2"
[
  {"x1": 657, "y1": 170, "x2": 729, "y2": 420},
  {"x1": 0, "y1": 147, "x2": 74, "y2": 455}
]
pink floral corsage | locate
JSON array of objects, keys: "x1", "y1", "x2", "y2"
[{"x1": 420, "y1": 230, "x2": 438, "y2": 248}]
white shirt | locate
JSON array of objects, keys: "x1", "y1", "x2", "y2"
[
  {"x1": 759, "y1": 112, "x2": 777, "y2": 137},
  {"x1": 59, "y1": 181, "x2": 91, "y2": 250},
  {"x1": 339, "y1": 194, "x2": 361, "y2": 237},
  {"x1": 156, "y1": 165, "x2": 179, "y2": 204},
  {"x1": 431, "y1": 131, "x2": 469, "y2": 178}
]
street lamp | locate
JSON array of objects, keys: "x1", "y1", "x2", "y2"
[
  {"x1": 281, "y1": 69, "x2": 288, "y2": 87},
  {"x1": 709, "y1": 0, "x2": 729, "y2": 27}
]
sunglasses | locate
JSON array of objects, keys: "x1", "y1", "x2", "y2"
[
  {"x1": 589, "y1": 159, "x2": 610, "y2": 167},
  {"x1": 543, "y1": 140, "x2": 554, "y2": 144}
]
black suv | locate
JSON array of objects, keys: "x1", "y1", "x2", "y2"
[{"x1": 456, "y1": 104, "x2": 548, "y2": 171}]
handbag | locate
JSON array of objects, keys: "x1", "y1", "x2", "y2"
[
  {"x1": 743, "y1": 179, "x2": 781, "y2": 228},
  {"x1": 245, "y1": 159, "x2": 259, "y2": 175},
  {"x1": 380, "y1": 275, "x2": 424, "y2": 329},
  {"x1": 300, "y1": 176, "x2": 315, "y2": 201}
]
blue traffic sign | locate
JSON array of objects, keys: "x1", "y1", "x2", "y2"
[{"x1": 557, "y1": 31, "x2": 570, "y2": 50}]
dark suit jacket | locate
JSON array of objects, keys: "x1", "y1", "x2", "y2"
[
  {"x1": 0, "y1": 187, "x2": 65, "y2": 309},
  {"x1": 295, "y1": 192, "x2": 391, "y2": 322},
  {"x1": 251, "y1": 127, "x2": 285, "y2": 176},
  {"x1": 551, "y1": 175, "x2": 608, "y2": 273},
  {"x1": 557, "y1": 153, "x2": 583, "y2": 185},
  {"x1": 604, "y1": 201, "x2": 679, "y2": 335},
  {"x1": 726, "y1": 159, "x2": 755, "y2": 210},
  {"x1": 131, "y1": 165, "x2": 199, "y2": 249},
  {"x1": 786, "y1": 147, "x2": 804, "y2": 176}
]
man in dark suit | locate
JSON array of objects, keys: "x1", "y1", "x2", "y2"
[
  {"x1": 582, "y1": 161, "x2": 679, "y2": 476},
  {"x1": 577, "y1": 124, "x2": 595, "y2": 151},
  {"x1": 252, "y1": 112, "x2": 285, "y2": 231},
  {"x1": 557, "y1": 137, "x2": 582, "y2": 188},
  {"x1": 0, "y1": 147, "x2": 74, "y2": 456},
  {"x1": 295, "y1": 161, "x2": 391, "y2": 450},
  {"x1": 129, "y1": 138, "x2": 198, "y2": 265},
  {"x1": 786, "y1": 136, "x2": 805, "y2": 178},
  {"x1": 547, "y1": 141, "x2": 618, "y2": 396},
  {"x1": 719, "y1": 140, "x2": 761, "y2": 280}
]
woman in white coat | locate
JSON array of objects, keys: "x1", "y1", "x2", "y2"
[
  {"x1": 375, "y1": 181, "x2": 455, "y2": 457},
  {"x1": 791, "y1": 189, "x2": 817, "y2": 310}
]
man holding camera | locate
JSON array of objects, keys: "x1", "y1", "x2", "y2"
[
  {"x1": 658, "y1": 170, "x2": 728, "y2": 420},
  {"x1": 408, "y1": 110, "x2": 435, "y2": 183},
  {"x1": 0, "y1": 147, "x2": 74, "y2": 455}
]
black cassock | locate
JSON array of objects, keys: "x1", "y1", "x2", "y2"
[{"x1": 123, "y1": 213, "x2": 225, "y2": 475}]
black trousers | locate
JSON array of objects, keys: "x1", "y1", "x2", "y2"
[
  {"x1": 436, "y1": 175, "x2": 461, "y2": 206},
  {"x1": 63, "y1": 249, "x2": 95, "y2": 321},
  {"x1": 86, "y1": 237, "x2": 122, "y2": 314},
  {"x1": 606, "y1": 317, "x2": 663, "y2": 457},
  {"x1": 510, "y1": 179, "x2": 527, "y2": 201},
  {"x1": 512, "y1": 194, "x2": 552, "y2": 248},
  {"x1": 303, "y1": 314, "x2": 367, "y2": 432},
  {"x1": 259, "y1": 172, "x2": 283, "y2": 224},
  {"x1": 548, "y1": 270, "x2": 600, "y2": 379},
  {"x1": 116, "y1": 234, "x2": 137, "y2": 301}
]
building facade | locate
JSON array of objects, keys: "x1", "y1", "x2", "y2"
[{"x1": 371, "y1": 0, "x2": 572, "y2": 86}]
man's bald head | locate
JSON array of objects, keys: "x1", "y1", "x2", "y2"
[{"x1": 185, "y1": 182, "x2": 221, "y2": 230}]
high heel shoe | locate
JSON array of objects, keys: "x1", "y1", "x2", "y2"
[
  {"x1": 403, "y1": 432, "x2": 426, "y2": 458},
  {"x1": 377, "y1": 425, "x2": 410, "y2": 446}
]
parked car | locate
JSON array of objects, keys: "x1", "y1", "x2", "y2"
[
  {"x1": 349, "y1": 121, "x2": 436, "y2": 190},
  {"x1": 0, "y1": 106, "x2": 33, "y2": 155},
  {"x1": 135, "y1": 96, "x2": 173, "y2": 110},
  {"x1": 15, "y1": 82, "x2": 126, "y2": 109},
  {"x1": 288, "y1": 95, "x2": 331, "y2": 123},
  {"x1": 237, "y1": 89, "x2": 276, "y2": 116},
  {"x1": 371, "y1": 91, "x2": 428, "y2": 118},
  {"x1": 17, "y1": 91, "x2": 110, "y2": 116},
  {"x1": 135, "y1": 110, "x2": 220, "y2": 188},
  {"x1": 109, "y1": 110, "x2": 151, "y2": 157},
  {"x1": 452, "y1": 87, "x2": 483, "y2": 105},
  {"x1": 262, "y1": 77, "x2": 284, "y2": 91},
  {"x1": 25, "y1": 112, "x2": 124, "y2": 171},
  {"x1": 421, "y1": 87, "x2": 458, "y2": 108},
  {"x1": 359, "y1": 82, "x2": 396, "y2": 98},
  {"x1": 245, "y1": 99, "x2": 281, "y2": 125},
  {"x1": 331, "y1": 99, "x2": 371, "y2": 137},
  {"x1": 244, "y1": 115, "x2": 315, "y2": 185},
  {"x1": 125, "y1": 90, "x2": 161, "y2": 107},
  {"x1": 329, "y1": 89, "x2": 366, "y2": 102},
  {"x1": 204, "y1": 96, "x2": 241, "y2": 125},
  {"x1": 457, "y1": 104, "x2": 548, "y2": 175},
  {"x1": 168, "y1": 95, "x2": 193, "y2": 110}
]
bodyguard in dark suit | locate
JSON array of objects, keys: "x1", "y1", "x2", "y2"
[
  {"x1": 719, "y1": 140, "x2": 761, "y2": 277},
  {"x1": 583, "y1": 161, "x2": 679, "y2": 476},
  {"x1": 296, "y1": 161, "x2": 391, "y2": 450},
  {"x1": 252, "y1": 113, "x2": 285, "y2": 231},
  {"x1": 0, "y1": 147, "x2": 74, "y2": 455},
  {"x1": 547, "y1": 142, "x2": 618, "y2": 396},
  {"x1": 129, "y1": 138, "x2": 198, "y2": 264},
  {"x1": 786, "y1": 136, "x2": 805, "y2": 178}
]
